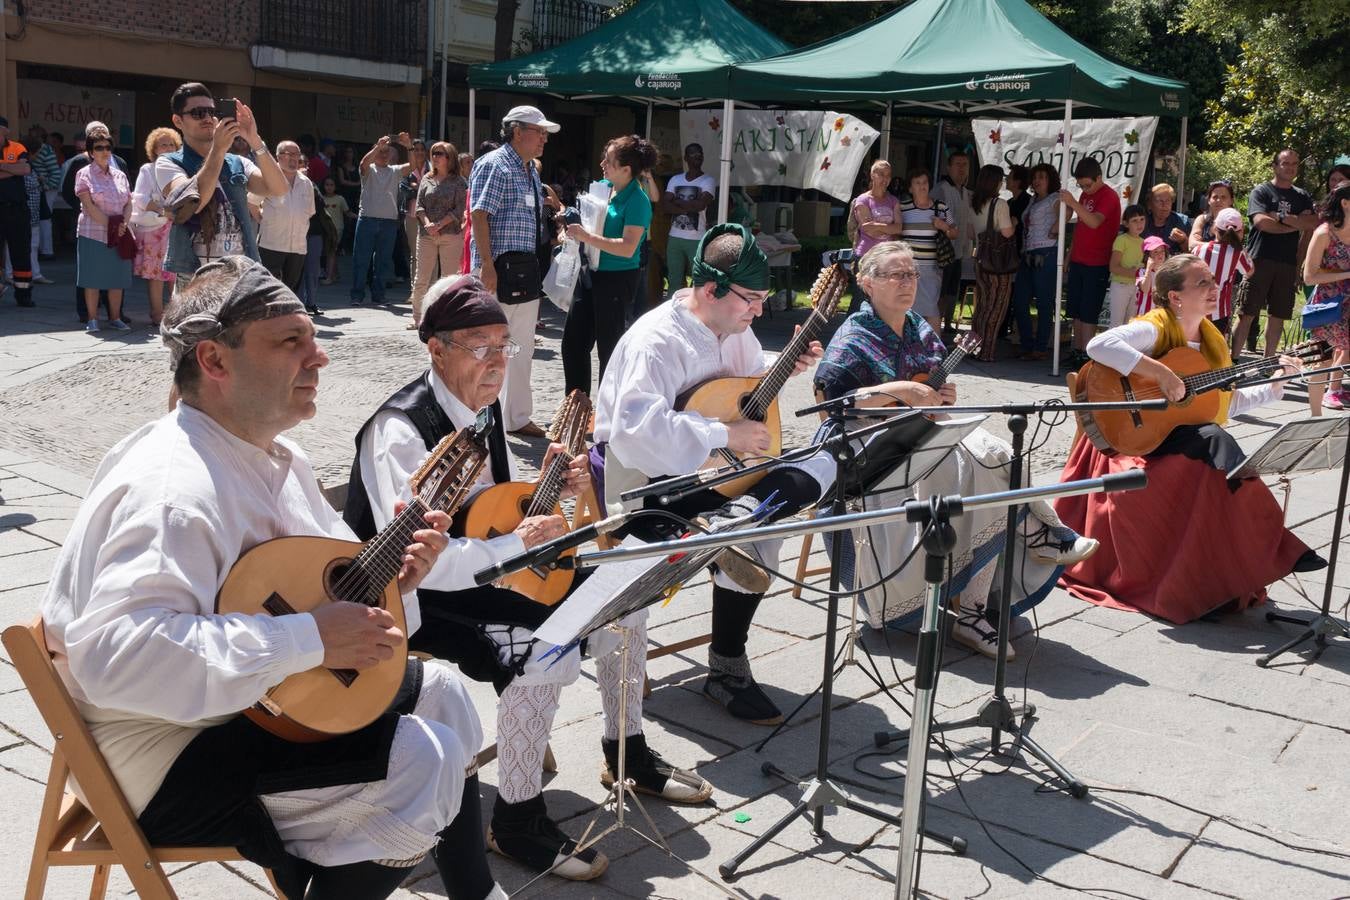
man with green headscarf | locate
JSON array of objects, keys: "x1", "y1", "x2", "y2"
[{"x1": 593, "y1": 223, "x2": 837, "y2": 725}]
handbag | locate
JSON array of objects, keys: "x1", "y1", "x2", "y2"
[
  {"x1": 1302, "y1": 287, "x2": 1346, "y2": 330},
  {"x1": 494, "y1": 250, "x2": 543, "y2": 304},
  {"x1": 975, "y1": 200, "x2": 1019, "y2": 274},
  {"x1": 934, "y1": 230, "x2": 956, "y2": 269}
]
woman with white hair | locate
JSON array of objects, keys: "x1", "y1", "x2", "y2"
[{"x1": 816, "y1": 240, "x2": 1097, "y2": 657}]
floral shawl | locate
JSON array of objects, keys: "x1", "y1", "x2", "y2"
[{"x1": 815, "y1": 302, "x2": 946, "y2": 400}]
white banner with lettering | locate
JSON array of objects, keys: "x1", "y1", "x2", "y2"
[
  {"x1": 17, "y1": 79, "x2": 136, "y2": 147},
  {"x1": 972, "y1": 117, "x2": 1158, "y2": 205},
  {"x1": 679, "y1": 110, "x2": 878, "y2": 202}
]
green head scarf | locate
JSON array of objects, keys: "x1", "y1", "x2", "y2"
[{"x1": 690, "y1": 223, "x2": 769, "y2": 298}]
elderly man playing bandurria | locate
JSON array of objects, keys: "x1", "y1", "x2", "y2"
[
  {"x1": 346, "y1": 275, "x2": 712, "y2": 884},
  {"x1": 40, "y1": 256, "x2": 501, "y2": 900},
  {"x1": 594, "y1": 223, "x2": 837, "y2": 726}
]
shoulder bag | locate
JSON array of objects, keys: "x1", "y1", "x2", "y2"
[{"x1": 975, "y1": 199, "x2": 1019, "y2": 275}]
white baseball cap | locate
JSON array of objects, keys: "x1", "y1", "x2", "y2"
[
  {"x1": 1213, "y1": 207, "x2": 1244, "y2": 232},
  {"x1": 503, "y1": 105, "x2": 560, "y2": 134}
]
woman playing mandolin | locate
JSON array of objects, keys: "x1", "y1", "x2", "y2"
[
  {"x1": 816, "y1": 241, "x2": 1097, "y2": 659},
  {"x1": 1056, "y1": 253, "x2": 1325, "y2": 623}
]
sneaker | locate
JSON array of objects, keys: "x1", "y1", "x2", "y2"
[
  {"x1": 1027, "y1": 523, "x2": 1099, "y2": 566},
  {"x1": 32, "y1": 275, "x2": 53, "y2": 284},
  {"x1": 306, "y1": 304, "x2": 322, "y2": 317},
  {"x1": 487, "y1": 795, "x2": 607, "y2": 881},
  {"x1": 951, "y1": 603, "x2": 1014, "y2": 661},
  {"x1": 600, "y1": 734, "x2": 713, "y2": 804},
  {"x1": 84, "y1": 319, "x2": 100, "y2": 333},
  {"x1": 1324, "y1": 391, "x2": 1346, "y2": 411},
  {"x1": 109, "y1": 319, "x2": 131, "y2": 332},
  {"x1": 703, "y1": 651, "x2": 783, "y2": 725}
]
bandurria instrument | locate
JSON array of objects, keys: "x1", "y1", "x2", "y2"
[
  {"x1": 913, "y1": 333, "x2": 981, "y2": 391},
  {"x1": 217, "y1": 409, "x2": 493, "y2": 742},
  {"x1": 1072, "y1": 342, "x2": 1328, "y2": 456},
  {"x1": 676, "y1": 263, "x2": 850, "y2": 497},
  {"x1": 459, "y1": 390, "x2": 592, "y2": 605}
]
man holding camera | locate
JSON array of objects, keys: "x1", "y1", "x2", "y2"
[{"x1": 154, "y1": 83, "x2": 287, "y2": 290}]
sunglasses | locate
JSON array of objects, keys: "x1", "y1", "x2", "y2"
[
  {"x1": 182, "y1": 107, "x2": 217, "y2": 121},
  {"x1": 90, "y1": 144, "x2": 112, "y2": 152}
]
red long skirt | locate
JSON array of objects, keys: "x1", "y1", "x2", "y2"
[{"x1": 1053, "y1": 437, "x2": 1308, "y2": 624}]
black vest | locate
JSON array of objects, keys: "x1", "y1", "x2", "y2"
[
  {"x1": 344, "y1": 374, "x2": 511, "y2": 541},
  {"x1": 343, "y1": 374, "x2": 551, "y2": 666}
]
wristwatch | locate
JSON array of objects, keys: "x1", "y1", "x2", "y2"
[
  {"x1": 1277, "y1": 210, "x2": 1285, "y2": 225},
  {"x1": 252, "y1": 141, "x2": 269, "y2": 156}
]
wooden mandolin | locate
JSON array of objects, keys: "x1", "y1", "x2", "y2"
[
  {"x1": 216, "y1": 409, "x2": 493, "y2": 742},
  {"x1": 458, "y1": 390, "x2": 592, "y2": 606},
  {"x1": 1072, "y1": 341, "x2": 1328, "y2": 457},
  {"x1": 676, "y1": 263, "x2": 850, "y2": 497},
  {"x1": 913, "y1": 333, "x2": 981, "y2": 391}
]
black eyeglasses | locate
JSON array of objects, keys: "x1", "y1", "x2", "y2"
[
  {"x1": 726, "y1": 286, "x2": 768, "y2": 306},
  {"x1": 182, "y1": 107, "x2": 217, "y2": 121}
]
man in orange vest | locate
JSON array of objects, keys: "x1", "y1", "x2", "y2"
[{"x1": 0, "y1": 116, "x2": 34, "y2": 307}]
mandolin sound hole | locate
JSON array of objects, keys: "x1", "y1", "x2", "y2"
[
  {"x1": 322, "y1": 558, "x2": 368, "y2": 686},
  {"x1": 737, "y1": 392, "x2": 761, "y2": 421}
]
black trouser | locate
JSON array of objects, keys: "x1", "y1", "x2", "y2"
[
  {"x1": 261, "y1": 247, "x2": 306, "y2": 292},
  {"x1": 562, "y1": 267, "x2": 639, "y2": 395},
  {"x1": 626, "y1": 466, "x2": 823, "y2": 659},
  {"x1": 0, "y1": 202, "x2": 32, "y2": 304}
]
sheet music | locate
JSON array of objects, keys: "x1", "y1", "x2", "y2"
[
  {"x1": 534, "y1": 536, "x2": 664, "y2": 652},
  {"x1": 1229, "y1": 417, "x2": 1349, "y2": 480}
]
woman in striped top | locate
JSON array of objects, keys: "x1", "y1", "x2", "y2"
[{"x1": 897, "y1": 166, "x2": 957, "y2": 331}]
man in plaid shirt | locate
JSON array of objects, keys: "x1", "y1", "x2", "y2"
[{"x1": 469, "y1": 105, "x2": 558, "y2": 438}]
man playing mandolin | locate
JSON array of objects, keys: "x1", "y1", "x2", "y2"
[
  {"x1": 594, "y1": 223, "x2": 837, "y2": 726},
  {"x1": 40, "y1": 257, "x2": 496, "y2": 900},
  {"x1": 347, "y1": 275, "x2": 713, "y2": 884},
  {"x1": 1057, "y1": 253, "x2": 1326, "y2": 624}
]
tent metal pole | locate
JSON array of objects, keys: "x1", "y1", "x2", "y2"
[
  {"x1": 718, "y1": 98, "x2": 733, "y2": 223},
  {"x1": 1053, "y1": 100, "x2": 1073, "y2": 378},
  {"x1": 932, "y1": 118, "x2": 944, "y2": 172},
  {"x1": 881, "y1": 101, "x2": 892, "y2": 159},
  {"x1": 1176, "y1": 115, "x2": 1189, "y2": 211},
  {"x1": 645, "y1": 102, "x2": 653, "y2": 138},
  {"x1": 467, "y1": 87, "x2": 475, "y2": 156},
  {"x1": 440, "y1": 0, "x2": 450, "y2": 140}
]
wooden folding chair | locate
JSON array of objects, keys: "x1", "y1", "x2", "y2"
[{"x1": 3, "y1": 620, "x2": 278, "y2": 900}]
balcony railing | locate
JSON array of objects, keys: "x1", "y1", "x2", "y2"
[
  {"x1": 532, "y1": 0, "x2": 609, "y2": 50},
  {"x1": 259, "y1": 0, "x2": 424, "y2": 67}
]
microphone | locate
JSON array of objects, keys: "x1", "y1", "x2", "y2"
[
  {"x1": 620, "y1": 468, "x2": 725, "y2": 503},
  {"x1": 472, "y1": 512, "x2": 630, "y2": 585},
  {"x1": 1101, "y1": 468, "x2": 1148, "y2": 493},
  {"x1": 795, "y1": 388, "x2": 887, "y2": 417}
]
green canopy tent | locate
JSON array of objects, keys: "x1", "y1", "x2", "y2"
[
  {"x1": 464, "y1": 0, "x2": 790, "y2": 149},
  {"x1": 725, "y1": 0, "x2": 1190, "y2": 374}
]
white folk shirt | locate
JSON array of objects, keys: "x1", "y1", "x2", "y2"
[
  {"x1": 258, "y1": 170, "x2": 316, "y2": 255},
  {"x1": 358, "y1": 370, "x2": 524, "y2": 633},
  {"x1": 594, "y1": 290, "x2": 766, "y2": 511},
  {"x1": 1087, "y1": 321, "x2": 1283, "y2": 418},
  {"x1": 39, "y1": 404, "x2": 480, "y2": 866}
]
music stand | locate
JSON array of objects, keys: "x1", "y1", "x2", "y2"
[
  {"x1": 756, "y1": 413, "x2": 989, "y2": 745},
  {"x1": 718, "y1": 409, "x2": 981, "y2": 879},
  {"x1": 1238, "y1": 417, "x2": 1350, "y2": 668}
]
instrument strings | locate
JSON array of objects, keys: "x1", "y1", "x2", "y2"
[
  {"x1": 745, "y1": 269, "x2": 845, "y2": 420},
  {"x1": 1115, "y1": 354, "x2": 1293, "y2": 402}
]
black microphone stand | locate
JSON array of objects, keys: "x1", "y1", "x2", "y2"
[{"x1": 869, "y1": 396, "x2": 1166, "y2": 799}]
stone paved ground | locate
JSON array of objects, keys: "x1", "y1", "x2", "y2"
[{"x1": 1, "y1": 257, "x2": 1348, "y2": 899}]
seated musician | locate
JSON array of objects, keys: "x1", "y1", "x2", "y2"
[
  {"x1": 815, "y1": 241, "x2": 1098, "y2": 658},
  {"x1": 40, "y1": 257, "x2": 496, "y2": 900},
  {"x1": 346, "y1": 275, "x2": 712, "y2": 884},
  {"x1": 594, "y1": 223, "x2": 837, "y2": 725},
  {"x1": 1056, "y1": 252, "x2": 1324, "y2": 623}
]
